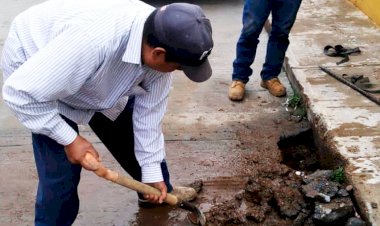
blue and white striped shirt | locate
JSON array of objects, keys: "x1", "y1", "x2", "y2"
[{"x1": 1, "y1": 0, "x2": 172, "y2": 183}]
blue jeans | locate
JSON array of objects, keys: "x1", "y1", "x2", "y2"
[
  {"x1": 232, "y1": 0, "x2": 302, "y2": 83},
  {"x1": 32, "y1": 97, "x2": 173, "y2": 226}
]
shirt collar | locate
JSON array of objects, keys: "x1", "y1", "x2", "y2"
[{"x1": 122, "y1": 8, "x2": 154, "y2": 65}]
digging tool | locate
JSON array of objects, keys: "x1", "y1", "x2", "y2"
[
  {"x1": 84, "y1": 153, "x2": 206, "y2": 226},
  {"x1": 319, "y1": 66, "x2": 380, "y2": 106}
]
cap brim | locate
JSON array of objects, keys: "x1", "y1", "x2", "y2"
[{"x1": 181, "y1": 59, "x2": 212, "y2": 83}]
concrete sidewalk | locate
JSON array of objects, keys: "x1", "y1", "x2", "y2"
[{"x1": 284, "y1": 0, "x2": 380, "y2": 224}]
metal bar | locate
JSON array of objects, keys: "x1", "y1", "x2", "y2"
[{"x1": 319, "y1": 66, "x2": 380, "y2": 106}]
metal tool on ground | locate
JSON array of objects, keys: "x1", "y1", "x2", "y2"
[
  {"x1": 319, "y1": 66, "x2": 380, "y2": 106},
  {"x1": 341, "y1": 74, "x2": 380, "y2": 94},
  {"x1": 84, "y1": 153, "x2": 206, "y2": 226}
]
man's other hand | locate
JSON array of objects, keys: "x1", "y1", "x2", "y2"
[
  {"x1": 143, "y1": 181, "x2": 167, "y2": 204},
  {"x1": 64, "y1": 135, "x2": 100, "y2": 170}
]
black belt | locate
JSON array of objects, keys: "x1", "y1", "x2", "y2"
[{"x1": 323, "y1": 45, "x2": 361, "y2": 65}]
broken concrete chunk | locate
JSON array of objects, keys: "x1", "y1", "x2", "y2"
[{"x1": 313, "y1": 197, "x2": 355, "y2": 224}]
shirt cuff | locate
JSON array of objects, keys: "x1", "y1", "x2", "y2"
[
  {"x1": 49, "y1": 120, "x2": 78, "y2": 146},
  {"x1": 141, "y1": 163, "x2": 164, "y2": 183}
]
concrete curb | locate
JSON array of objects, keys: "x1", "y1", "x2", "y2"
[{"x1": 283, "y1": 0, "x2": 380, "y2": 224}]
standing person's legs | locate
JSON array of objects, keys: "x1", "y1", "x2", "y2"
[
  {"x1": 32, "y1": 117, "x2": 81, "y2": 226},
  {"x1": 260, "y1": 0, "x2": 302, "y2": 81},
  {"x1": 88, "y1": 97, "x2": 173, "y2": 196},
  {"x1": 232, "y1": 0, "x2": 271, "y2": 83}
]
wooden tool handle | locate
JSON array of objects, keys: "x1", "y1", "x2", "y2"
[{"x1": 84, "y1": 153, "x2": 178, "y2": 205}]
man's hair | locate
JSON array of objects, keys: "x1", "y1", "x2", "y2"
[{"x1": 143, "y1": 10, "x2": 177, "y2": 63}]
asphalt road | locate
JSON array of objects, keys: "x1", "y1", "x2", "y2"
[{"x1": 0, "y1": 0, "x2": 299, "y2": 225}]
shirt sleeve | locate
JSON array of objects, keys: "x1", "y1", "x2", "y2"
[
  {"x1": 132, "y1": 72, "x2": 172, "y2": 183},
  {"x1": 2, "y1": 29, "x2": 99, "y2": 145}
]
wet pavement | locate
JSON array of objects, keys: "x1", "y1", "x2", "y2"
[
  {"x1": 1, "y1": 0, "x2": 380, "y2": 225},
  {"x1": 0, "y1": 0, "x2": 289, "y2": 225}
]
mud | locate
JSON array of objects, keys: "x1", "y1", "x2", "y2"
[
  {"x1": 202, "y1": 126, "x2": 365, "y2": 226},
  {"x1": 126, "y1": 103, "x2": 313, "y2": 226},
  {"x1": 204, "y1": 121, "x2": 312, "y2": 225}
]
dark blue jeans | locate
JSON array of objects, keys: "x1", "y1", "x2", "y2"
[
  {"x1": 32, "y1": 97, "x2": 173, "y2": 226},
  {"x1": 232, "y1": 0, "x2": 302, "y2": 83}
]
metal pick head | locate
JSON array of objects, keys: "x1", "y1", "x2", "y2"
[{"x1": 179, "y1": 201, "x2": 206, "y2": 226}]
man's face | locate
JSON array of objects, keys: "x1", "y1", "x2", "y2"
[
  {"x1": 142, "y1": 43, "x2": 182, "y2": 73},
  {"x1": 145, "y1": 60, "x2": 181, "y2": 73}
]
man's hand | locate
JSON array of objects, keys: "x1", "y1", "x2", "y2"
[
  {"x1": 143, "y1": 181, "x2": 167, "y2": 204},
  {"x1": 64, "y1": 135, "x2": 100, "y2": 171}
]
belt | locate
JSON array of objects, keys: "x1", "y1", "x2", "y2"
[{"x1": 323, "y1": 45, "x2": 361, "y2": 65}]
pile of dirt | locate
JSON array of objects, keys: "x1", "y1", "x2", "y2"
[
  {"x1": 204, "y1": 129, "x2": 365, "y2": 226},
  {"x1": 205, "y1": 162, "x2": 305, "y2": 225}
]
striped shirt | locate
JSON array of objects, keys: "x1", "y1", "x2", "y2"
[{"x1": 1, "y1": 0, "x2": 172, "y2": 183}]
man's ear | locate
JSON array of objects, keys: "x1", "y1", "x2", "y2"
[{"x1": 151, "y1": 47, "x2": 167, "y2": 62}]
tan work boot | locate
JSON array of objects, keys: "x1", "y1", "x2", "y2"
[
  {"x1": 260, "y1": 77, "x2": 286, "y2": 97},
  {"x1": 171, "y1": 186, "x2": 197, "y2": 202},
  {"x1": 228, "y1": 80, "x2": 246, "y2": 101}
]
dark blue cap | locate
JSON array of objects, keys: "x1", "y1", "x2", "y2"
[{"x1": 154, "y1": 3, "x2": 213, "y2": 82}]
